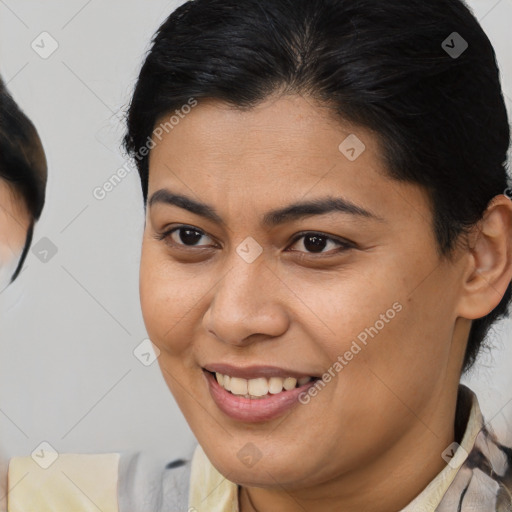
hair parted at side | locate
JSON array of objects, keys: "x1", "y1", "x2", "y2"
[{"x1": 124, "y1": 0, "x2": 511, "y2": 372}]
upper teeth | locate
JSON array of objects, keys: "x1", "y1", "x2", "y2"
[{"x1": 215, "y1": 373, "x2": 312, "y2": 398}]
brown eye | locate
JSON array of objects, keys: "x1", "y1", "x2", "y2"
[
  {"x1": 172, "y1": 227, "x2": 205, "y2": 246},
  {"x1": 158, "y1": 225, "x2": 215, "y2": 248},
  {"x1": 288, "y1": 232, "x2": 353, "y2": 255}
]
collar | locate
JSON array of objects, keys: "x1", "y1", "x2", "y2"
[{"x1": 401, "y1": 384, "x2": 483, "y2": 511}]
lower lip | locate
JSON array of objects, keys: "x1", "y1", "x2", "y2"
[{"x1": 204, "y1": 370, "x2": 317, "y2": 423}]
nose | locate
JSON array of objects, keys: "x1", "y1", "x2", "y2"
[{"x1": 202, "y1": 255, "x2": 290, "y2": 347}]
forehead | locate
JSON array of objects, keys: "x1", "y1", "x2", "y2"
[
  {"x1": 149, "y1": 95, "x2": 382, "y2": 185},
  {"x1": 146, "y1": 95, "x2": 431, "y2": 227},
  {"x1": 152, "y1": 95, "x2": 378, "y2": 162}
]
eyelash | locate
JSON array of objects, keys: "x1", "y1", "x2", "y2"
[{"x1": 155, "y1": 224, "x2": 355, "y2": 257}]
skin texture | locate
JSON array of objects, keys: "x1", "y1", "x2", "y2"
[
  {"x1": 0, "y1": 181, "x2": 30, "y2": 290},
  {"x1": 140, "y1": 94, "x2": 512, "y2": 512}
]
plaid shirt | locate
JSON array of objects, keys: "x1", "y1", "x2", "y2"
[{"x1": 435, "y1": 415, "x2": 512, "y2": 510}]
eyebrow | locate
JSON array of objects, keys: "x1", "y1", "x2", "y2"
[{"x1": 148, "y1": 189, "x2": 384, "y2": 227}]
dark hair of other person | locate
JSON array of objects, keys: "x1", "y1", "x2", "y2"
[{"x1": 0, "y1": 76, "x2": 47, "y2": 283}]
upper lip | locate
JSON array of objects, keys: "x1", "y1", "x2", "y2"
[{"x1": 202, "y1": 363, "x2": 318, "y2": 380}]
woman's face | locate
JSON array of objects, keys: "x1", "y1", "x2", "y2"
[
  {"x1": 140, "y1": 95, "x2": 469, "y2": 490},
  {"x1": 0, "y1": 181, "x2": 30, "y2": 289}
]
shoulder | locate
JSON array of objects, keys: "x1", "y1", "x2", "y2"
[
  {"x1": 7, "y1": 452, "x2": 120, "y2": 511},
  {"x1": 6, "y1": 449, "x2": 193, "y2": 512}
]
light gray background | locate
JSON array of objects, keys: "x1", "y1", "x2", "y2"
[{"x1": 0, "y1": 0, "x2": 511, "y2": 463}]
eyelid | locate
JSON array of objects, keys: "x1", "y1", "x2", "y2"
[
  {"x1": 289, "y1": 230, "x2": 354, "y2": 247},
  {"x1": 287, "y1": 231, "x2": 355, "y2": 254},
  {"x1": 158, "y1": 224, "x2": 355, "y2": 255},
  {"x1": 158, "y1": 224, "x2": 218, "y2": 248}
]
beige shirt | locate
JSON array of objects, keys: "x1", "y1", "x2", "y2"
[
  {"x1": 8, "y1": 453, "x2": 120, "y2": 512},
  {"x1": 6, "y1": 385, "x2": 511, "y2": 511}
]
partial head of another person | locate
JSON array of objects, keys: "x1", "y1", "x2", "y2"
[{"x1": 0, "y1": 76, "x2": 47, "y2": 289}]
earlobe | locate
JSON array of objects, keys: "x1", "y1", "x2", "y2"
[{"x1": 457, "y1": 194, "x2": 512, "y2": 320}]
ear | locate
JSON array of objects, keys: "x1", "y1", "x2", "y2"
[{"x1": 457, "y1": 194, "x2": 512, "y2": 320}]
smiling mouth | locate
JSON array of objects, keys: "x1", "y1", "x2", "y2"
[{"x1": 204, "y1": 369, "x2": 319, "y2": 399}]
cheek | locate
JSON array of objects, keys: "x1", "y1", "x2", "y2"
[
  {"x1": 297, "y1": 262, "x2": 404, "y2": 356},
  {"x1": 139, "y1": 243, "x2": 184, "y2": 351},
  {"x1": 139, "y1": 246, "x2": 161, "y2": 333},
  {"x1": 311, "y1": 255, "x2": 453, "y2": 392},
  {"x1": 139, "y1": 241, "x2": 209, "y2": 357}
]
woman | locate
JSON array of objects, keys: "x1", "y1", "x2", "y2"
[{"x1": 8, "y1": 0, "x2": 512, "y2": 510}]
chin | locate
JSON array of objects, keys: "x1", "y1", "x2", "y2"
[{"x1": 208, "y1": 443, "x2": 318, "y2": 487}]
